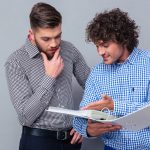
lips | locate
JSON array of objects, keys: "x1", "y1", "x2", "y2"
[
  {"x1": 47, "y1": 49, "x2": 57, "y2": 53},
  {"x1": 51, "y1": 48, "x2": 58, "y2": 51},
  {"x1": 49, "y1": 47, "x2": 59, "y2": 51},
  {"x1": 103, "y1": 56, "x2": 108, "y2": 60}
]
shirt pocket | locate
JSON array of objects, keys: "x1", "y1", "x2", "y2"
[
  {"x1": 99, "y1": 84, "x2": 125, "y2": 101},
  {"x1": 131, "y1": 86, "x2": 147, "y2": 102}
]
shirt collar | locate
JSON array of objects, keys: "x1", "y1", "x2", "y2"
[
  {"x1": 126, "y1": 47, "x2": 139, "y2": 64},
  {"x1": 25, "y1": 38, "x2": 40, "y2": 58},
  {"x1": 114, "y1": 47, "x2": 139, "y2": 66}
]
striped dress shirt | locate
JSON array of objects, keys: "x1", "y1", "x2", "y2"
[
  {"x1": 73, "y1": 48, "x2": 150, "y2": 150},
  {"x1": 5, "y1": 38, "x2": 90, "y2": 131}
]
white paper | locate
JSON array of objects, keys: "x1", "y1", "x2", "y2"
[
  {"x1": 46, "y1": 105, "x2": 150, "y2": 131},
  {"x1": 46, "y1": 106, "x2": 116, "y2": 120}
]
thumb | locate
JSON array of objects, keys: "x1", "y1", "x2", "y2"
[
  {"x1": 70, "y1": 128, "x2": 75, "y2": 136},
  {"x1": 101, "y1": 94, "x2": 112, "y2": 100},
  {"x1": 41, "y1": 52, "x2": 48, "y2": 64},
  {"x1": 53, "y1": 48, "x2": 60, "y2": 60},
  {"x1": 80, "y1": 101, "x2": 101, "y2": 110},
  {"x1": 80, "y1": 106, "x2": 87, "y2": 110},
  {"x1": 88, "y1": 119, "x2": 92, "y2": 124}
]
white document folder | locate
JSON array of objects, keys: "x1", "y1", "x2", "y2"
[{"x1": 46, "y1": 105, "x2": 150, "y2": 131}]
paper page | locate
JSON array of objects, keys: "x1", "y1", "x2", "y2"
[
  {"x1": 46, "y1": 104, "x2": 150, "y2": 131},
  {"x1": 100, "y1": 104, "x2": 150, "y2": 131},
  {"x1": 46, "y1": 106, "x2": 116, "y2": 121}
]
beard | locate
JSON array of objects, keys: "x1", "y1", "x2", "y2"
[{"x1": 34, "y1": 38, "x2": 53, "y2": 60}]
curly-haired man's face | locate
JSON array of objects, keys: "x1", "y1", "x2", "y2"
[{"x1": 96, "y1": 41, "x2": 130, "y2": 64}]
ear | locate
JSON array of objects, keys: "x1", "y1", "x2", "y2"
[{"x1": 28, "y1": 29, "x2": 35, "y2": 42}]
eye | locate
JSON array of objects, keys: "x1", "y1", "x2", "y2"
[
  {"x1": 55, "y1": 33, "x2": 62, "y2": 40},
  {"x1": 42, "y1": 37, "x2": 50, "y2": 42},
  {"x1": 103, "y1": 43, "x2": 109, "y2": 48}
]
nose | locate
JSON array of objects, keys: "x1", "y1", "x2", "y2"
[
  {"x1": 49, "y1": 39, "x2": 57, "y2": 48},
  {"x1": 97, "y1": 46, "x2": 105, "y2": 55}
]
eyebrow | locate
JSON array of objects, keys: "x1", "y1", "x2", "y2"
[
  {"x1": 41, "y1": 32, "x2": 62, "y2": 40},
  {"x1": 54, "y1": 32, "x2": 62, "y2": 38}
]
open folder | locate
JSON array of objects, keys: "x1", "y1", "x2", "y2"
[{"x1": 46, "y1": 104, "x2": 150, "y2": 131}]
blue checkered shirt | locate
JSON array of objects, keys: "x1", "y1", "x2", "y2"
[{"x1": 73, "y1": 48, "x2": 150, "y2": 150}]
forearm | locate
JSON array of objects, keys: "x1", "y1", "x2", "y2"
[
  {"x1": 7, "y1": 72, "x2": 56, "y2": 126},
  {"x1": 73, "y1": 47, "x2": 90, "y2": 89},
  {"x1": 73, "y1": 117, "x2": 88, "y2": 137},
  {"x1": 20, "y1": 75, "x2": 56, "y2": 126}
]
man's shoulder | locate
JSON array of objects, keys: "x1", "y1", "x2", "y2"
[
  {"x1": 91, "y1": 63, "x2": 109, "y2": 74},
  {"x1": 5, "y1": 45, "x2": 26, "y2": 65},
  {"x1": 61, "y1": 40, "x2": 83, "y2": 59},
  {"x1": 61, "y1": 40, "x2": 79, "y2": 52},
  {"x1": 137, "y1": 49, "x2": 150, "y2": 62},
  {"x1": 140, "y1": 49, "x2": 150, "y2": 57},
  {"x1": 61, "y1": 40, "x2": 74, "y2": 48}
]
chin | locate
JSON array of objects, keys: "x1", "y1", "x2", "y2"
[
  {"x1": 46, "y1": 52, "x2": 53, "y2": 57},
  {"x1": 104, "y1": 61, "x2": 113, "y2": 65}
]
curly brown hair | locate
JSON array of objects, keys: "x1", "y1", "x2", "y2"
[{"x1": 86, "y1": 8, "x2": 139, "y2": 52}]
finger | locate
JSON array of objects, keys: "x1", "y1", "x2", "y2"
[
  {"x1": 84, "y1": 102, "x2": 101, "y2": 110},
  {"x1": 60, "y1": 57, "x2": 64, "y2": 64},
  {"x1": 60, "y1": 58, "x2": 64, "y2": 70},
  {"x1": 70, "y1": 129, "x2": 75, "y2": 136},
  {"x1": 80, "y1": 106, "x2": 87, "y2": 110},
  {"x1": 58, "y1": 56, "x2": 64, "y2": 65},
  {"x1": 74, "y1": 132, "x2": 82, "y2": 144},
  {"x1": 53, "y1": 48, "x2": 60, "y2": 60},
  {"x1": 101, "y1": 94, "x2": 112, "y2": 100},
  {"x1": 70, "y1": 133, "x2": 77, "y2": 144},
  {"x1": 71, "y1": 132, "x2": 81, "y2": 144},
  {"x1": 88, "y1": 121, "x2": 113, "y2": 128},
  {"x1": 75, "y1": 133, "x2": 81, "y2": 143},
  {"x1": 97, "y1": 122, "x2": 114, "y2": 127},
  {"x1": 102, "y1": 126, "x2": 120, "y2": 133},
  {"x1": 41, "y1": 52, "x2": 48, "y2": 64},
  {"x1": 78, "y1": 136, "x2": 83, "y2": 143},
  {"x1": 88, "y1": 119, "x2": 92, "y2": 123}
]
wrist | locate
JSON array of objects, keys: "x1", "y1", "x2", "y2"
[{"x1": 86, "y1": 128, "x2": 92, "y2": 137}]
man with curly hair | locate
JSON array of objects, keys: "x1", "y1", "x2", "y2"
[{"x1": 73, "y1": 8, "x2": 150, "y2": 150}]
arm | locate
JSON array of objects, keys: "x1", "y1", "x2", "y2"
[
  {"x1": 5, "y1": 49, "x2": 64, "y2": 126},
  {"x1": 73, "y1": 69, "x2": 97, "y2": 137},
  {"x1": 72, "y1": 46, "x2": 90, "y2": 89},
  {"x1": 82, "y1": 82, "x2": 150, "y2": 117},
  {"x1": 73, "y1": 69, "x2": 121, "y2": 137},
  {"x1": 5, "y1": 60, "x2": 55, "y2": 126}
]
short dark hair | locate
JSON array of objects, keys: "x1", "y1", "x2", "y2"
[
  {"x1": 30, "y1": 2, "x2": 62, "y2": 29},
  {"x1": 86, "y1": 8, "x2": 139, "y2": 52}
]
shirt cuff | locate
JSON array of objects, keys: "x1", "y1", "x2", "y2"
[{"x1": 41, "y1": 75, "x2": 56, "y2": 91}]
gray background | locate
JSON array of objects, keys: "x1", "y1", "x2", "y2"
[{"x1": 0, "y1": 0, "x2": 150, "y2": 150}]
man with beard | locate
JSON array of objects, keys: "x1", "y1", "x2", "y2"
[{"x1": 5, "y1": 2, "x2": 91, "y2": 150}]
